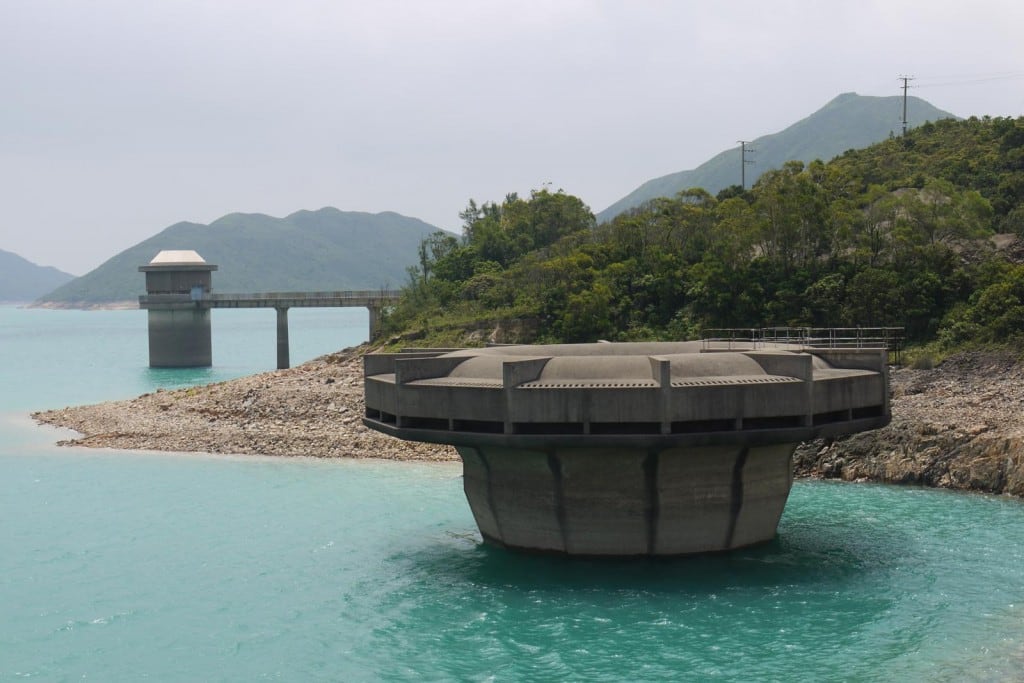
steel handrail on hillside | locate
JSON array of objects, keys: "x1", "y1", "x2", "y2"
[{"x1": 702, "y1": 327, "x2": 905, "y2": 363}]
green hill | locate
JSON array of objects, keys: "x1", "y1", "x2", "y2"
[
  {"x1": 596, "y1": 92, "x2": 957, "y2": 223},
  {"x1": 384, "y1": 115, "x2": 1024, "y2": 350},
  {"x1": 0, "y1": 249, "x2": 75, "y2": 303},
  {"x1": 38, "y1": 208, "x2": 449, "y2": 306}
]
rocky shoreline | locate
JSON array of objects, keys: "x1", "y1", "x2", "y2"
[
  {"x1": 33, "y1": 348, "x2": 458, "y2": 462},
  {"x1": 795, "y1": 350, "x2": 1024, "y2": 497},
  {"x1": 32, "y1": 347, "x2": 1024, "y2": 496}
]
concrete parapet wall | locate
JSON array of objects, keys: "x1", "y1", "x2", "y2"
[
  {"x1": 742, "y1": 351, "x2": 812, "y2": 381},
  {"x1": 395, "y1": 356, "x2": 471, "y2": 384},
  {"x1": 808, "y1": 348, "x2": 887, "y2": 372},
  {"x1": 396, "y1": 385, "x2": 504, "y2": 425},
  {"x1": 510, "y1": 387, "x2": 662, "y2": 426},
  {"x1": 365, "y1": 346, "x2": 890, "y2": 440},
  {"x1": 364, "y1": 375, "x2": 397, "y2": 418},
  {"x1": 502, "y1": 357, "x2": 552, "y2": 387},
  {"x1": 363, "y1": 351, "x2": 450, "y2": 377},
  {"x1": 812, "y1": 374, "x2": 886, "y2": 414}
]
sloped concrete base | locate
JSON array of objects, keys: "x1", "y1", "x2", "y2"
[{"x1": 457, "y1": 443, "x2": 795, "y2": 556}]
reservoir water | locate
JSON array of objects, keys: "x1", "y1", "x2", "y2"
[{"x1": 2, "y1": 306, "x2": 1024, "y2": 681}]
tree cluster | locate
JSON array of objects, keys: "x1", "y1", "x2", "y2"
[{"x1": 384, "y1": 116, "x2": 1024, "y2": 350}]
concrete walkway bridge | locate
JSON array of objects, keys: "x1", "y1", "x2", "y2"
[{"x1": 138, "y1": 250, "x2": 400, "y2": 368}]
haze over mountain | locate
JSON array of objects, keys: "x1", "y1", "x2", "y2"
[
  {"x1": 29, "y1": 94, "x2": 962, "y2": 307},
  {"x1": 596, "y1": 93, "x2": 957, "y2": 223},
  {"x1": 0, "y1": 249, "x2": 75, "y2": 303},
  {"x1": 38, "y1": 208, "x2": 448, "y2": 307}
]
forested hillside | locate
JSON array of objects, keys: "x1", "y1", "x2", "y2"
[
  {"x1": 596, "y1": 93, "x2": 956, "y2": 223},
  {"x1": 384, "y1": 116, "x2": 1024, "y2": 353},
  {"x1": 37, "y1": 208, "x2": 447, "y2": 306}
]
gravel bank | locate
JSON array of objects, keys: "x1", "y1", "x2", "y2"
[{"x1": 32, "y1": 347, "x2": 457, "y2": 462}]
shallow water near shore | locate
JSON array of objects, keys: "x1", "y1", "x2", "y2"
[{"x1": 3, "y1": 306, "x2": 1024, "y2": 680}]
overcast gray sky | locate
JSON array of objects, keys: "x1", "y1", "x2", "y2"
[{"x1": 3, "y1": 0, "x2": 1023, "y2": 274}]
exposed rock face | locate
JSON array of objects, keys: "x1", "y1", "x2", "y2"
[{"x1": 795, "y1": 351, "x2": 1024, "y2": 496}]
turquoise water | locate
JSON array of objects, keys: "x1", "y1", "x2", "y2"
[
  {"x1": 3, "y1": 307, "x2": 1024, "y2": 681},
  {"x1": 0, "y1": 306, "x2": 370, "y2": 412}
]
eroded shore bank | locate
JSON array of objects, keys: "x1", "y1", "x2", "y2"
[
  {"x1": 795, "y1": 351, "x2": 1024, "y2": 496},
  {"x1": 32, "y1": 347, "x2": 1024, "y2": 495}
]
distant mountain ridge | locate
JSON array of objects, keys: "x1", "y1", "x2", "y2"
[
  {"x1": 38, "y1": 208, "x2": 449, "y2": 306},
  {"x1": 0, "y1": 249, "x2": 75, "y2": 302},
  {"x1": 596, "y1": 92, "x2": 957, "y2": 222}
]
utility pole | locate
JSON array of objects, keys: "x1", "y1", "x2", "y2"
[
  {"x1": 738, "y1": 141, "x2": 755, "y2": 189},
  {"x1": 898, "y1": 75, "x2": 915, "y2": 137}
]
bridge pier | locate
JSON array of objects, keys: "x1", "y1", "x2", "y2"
[
  {"x1": 367, "y1": 304, "x2": 382, "y2": 341},
  {"x1": 276, "y1": 306, "x2": 290, "y2": 369}
]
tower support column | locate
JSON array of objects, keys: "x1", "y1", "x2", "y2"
[
  {"x1": 367, "y1": 304, "x2": 382, "y2": 341},
  {"x1": 276, "y1": 306, "x2": 290, "y2": 369}
]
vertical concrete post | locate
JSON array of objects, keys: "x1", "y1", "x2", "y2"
[
  {"x1": 502, "y1": 357, "x2": 551, "y2": 434},
  {"x1": 139, "y1": 251, "x2": 218, "y2": 368},
  {"x1": 744, "y1": 351, "x2": 814, "y2": 426},
  {"x1": 649, "y1": 356, "x2": 672, "y2": 434},
  {"x1": 367, "y1": 304, "x2": 381, "y2": 341},
  {"x1": 276, "y1": 306, "x2": 290, "y2": 370}
]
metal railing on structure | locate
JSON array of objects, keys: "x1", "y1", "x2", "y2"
[{"x1": 702, "y1": 327, "x2": 905, "y2": 364}]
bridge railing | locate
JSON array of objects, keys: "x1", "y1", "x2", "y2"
[
  {"x1": 206, "y1": 290, "x2": 402, "y2": 301},
  {"x1": 702, "y1": 327, "x2": 905, "y2": 363},
  {"x1": 141, "y1": 290, "x2": 403, "y2": 306}
]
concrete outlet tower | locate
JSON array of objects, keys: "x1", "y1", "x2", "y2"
[
  {"x1": 363, "y1": 341, "x2": 890, "y2": 556},
  {"x1": 139, "y1": 250, "x2": 218, "y2": 367}
]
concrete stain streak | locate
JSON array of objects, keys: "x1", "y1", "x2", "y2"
[{"x1": 724, "y1": 447, "x2": 750, "y2": 549}]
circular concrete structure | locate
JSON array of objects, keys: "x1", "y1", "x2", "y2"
[{"x1": 363, "y1": 342, "x2": 889, "y2": 556}]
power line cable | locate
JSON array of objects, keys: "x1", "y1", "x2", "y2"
[{"x1": 912, "y1": 71, "x2": 1024, "y2": 88}]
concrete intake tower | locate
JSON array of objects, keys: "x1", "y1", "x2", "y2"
[{"x1": 362, "y1": 342, "x2": 889, "y2": 556}]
